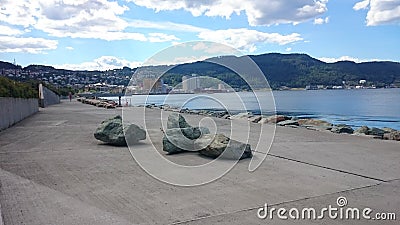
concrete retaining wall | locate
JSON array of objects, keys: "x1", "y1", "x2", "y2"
[
  {"x1": 39, "y1": 85, "x2": 60, "y2": 108},
  {"x1": 0, "y1": 97, "x2": 39, "y2": 131}
]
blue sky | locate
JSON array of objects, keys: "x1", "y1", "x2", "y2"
[{"x1": 0, "y1": 0, "x2": 399, "y2": 70}]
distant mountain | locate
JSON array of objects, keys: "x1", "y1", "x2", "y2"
[
  {"x1": 24, "y1": 64, "x2": 57, "y2": 72},
  {"x1": 1, "y1": 53, "x2": 400, "y2": 89},
  {"x1": 163, "y1": 53, "x2": 400, "y2": 89},
  {"x1": 0, "y1": 61, "x2": 21, "y2": 70}
]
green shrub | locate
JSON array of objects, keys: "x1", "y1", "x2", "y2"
[{"x1": 0, "y1": 76, "x2": 38, "y2": 98}]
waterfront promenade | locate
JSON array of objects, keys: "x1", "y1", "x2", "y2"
[{"x1": 0, "y1": 100, "x2": 399, "y2": 224}]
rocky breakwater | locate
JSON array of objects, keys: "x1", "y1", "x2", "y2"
[
  {"x1": 77, "y1": 97, "x2": 117, "y2": 109},
  {"x1": 152, "y1": 104, "x2": 400, "y2": 142},
  {"x1": 257, "y1": 115, "x2": 399, "y2": 141},
  {"x1": 354, "y1": 126, "x2": 400, "y2": 141},
  {"x1": 162, "y1": 113, "x2": 253, "y2": 160},
  {"x1": 94, "y1": 115, "x2": 146, "y2": 146}
]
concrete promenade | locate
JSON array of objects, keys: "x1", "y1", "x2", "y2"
[{"x1": 0, "y1": 100, "x2": 399, "y2": 224}]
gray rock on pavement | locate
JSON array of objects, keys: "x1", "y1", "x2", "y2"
[
  {"x1": 94, "y1": 115, "x2": 146, "y2": 146},
  {"x1": 162, "y1": 127, "x2": 210, "y2": 154},
  {"x1": 167, "y1": 113, "x2": 191, "y2": 129},
  {"x1": 125, "y1": 123, "x2": 147, "y2": 144},
  {"x1": 195, "y1": 134, "x2": 252, "y2": 160}
]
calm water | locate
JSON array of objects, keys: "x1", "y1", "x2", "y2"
[{"x1": 108, "y1": 88, "x2": 400, "y2": 130}]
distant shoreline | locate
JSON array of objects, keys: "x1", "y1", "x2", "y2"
[{"x1": 77, "y1": 86, "x2": 400, "y2": 97}]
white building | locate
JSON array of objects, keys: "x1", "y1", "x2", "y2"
[{"x1": 182, "y1": 74, "x2": 200, "y2": 92}]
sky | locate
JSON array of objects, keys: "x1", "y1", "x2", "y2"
[{"x1": 0, "y1": 0, "x2": 399, "y2": 71}]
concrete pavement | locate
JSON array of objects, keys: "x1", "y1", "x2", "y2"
[{"x1": 0, "y1": 100, "x2": 399, "y2": 224}]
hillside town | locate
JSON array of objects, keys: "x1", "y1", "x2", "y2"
[{"x1": 0, "y1": 62, "x2": 229, "y2": 95}]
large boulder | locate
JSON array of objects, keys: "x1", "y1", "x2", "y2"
[
  {"x1": 195, "y1": 134, "x2": 252, "y2": 160},
  {"x1": 163, "y1": 127, "x2": 210, "y2": 154},
  {"x1": 383, "y1": 130, "x2": 400, "y2": 141},
  {"x1": 94, "y1": 115, "x2": 146, "y2": 146},
  {"x1": 163, "y1": 113, "x2": 211, "y2": 154},
  {"x1": 331, "y1": 124, "x2": 354, "y2": 134},
  {"x1": 125, "y1": 123, "x2": 147, "y2": 144},
  {"x1": 167, "y1": 113, "x2": 191, "y2": 129}
]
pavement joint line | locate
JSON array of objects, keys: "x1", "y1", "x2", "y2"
[
  {"x1": 169, "y1": 181, "x2": 386, "y2": 225},
  {"x1": 267, "y1": 153, "x2": 387, "y2": 183}
]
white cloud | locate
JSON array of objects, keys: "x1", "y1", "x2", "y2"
[
  {"x1": 48, "y1": 30, "x2": 148, "y2": 41},
  {"x1": 318, "y1": 55, "x2": 391, "y2": 63},
  {"x1": 354, "y1": 0, "x2": 400, "y2": 25},
  {"x1": 285, "y1": 47, "x2": 292, "y2": 52},
  {"x1": 0, "y1": 36, "x2": 58, "y2": 53},
  {"x1": 197, "y1": 29, "x2": 303, "y2": 52},
  {"x1": 127, "y1": 0, "x2": 328, "y2": 26},
  {"x1": 145, "y1": 55, "x2": 210, "y2": 66},
  {"x1": 192, "y1": 42, "x2": 239, "y2": 55},
  {"x1": 319, "y1": 56, "x2": 363, "y2": 63},
  {"x1": 33, "y1": 0, "x2": 134, "y2": 39},
  {"x1": 147, "y1": 33, "x2": 179, "y2": 43},
  {"x1": 0, "y1": 25, "x2": 24, "y2": 36},
  {"x1": 0, "y1": 19, "x2": 57, "y2": 54},
  {"x1": 66, "y1": 46, "x2": 74, "y2": 50},
  {"x1": 314, "y1": 17, "x2": 329, "y2": 25},
  {"x1": 52, "y1": 56, "x2": 142, "y2": 71},
  {"x1": 0, "y1": 0, "x2": 39, "y2": 27},
  {"x1": 353, "y1": 0, "x2": 370, "y2": 11},
  {"x1": 0, "y1": 0, "x2": 179, "y2": 43},
  {"x1": 128, "y1": 19, "x2": 209, "y2": 32}
]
